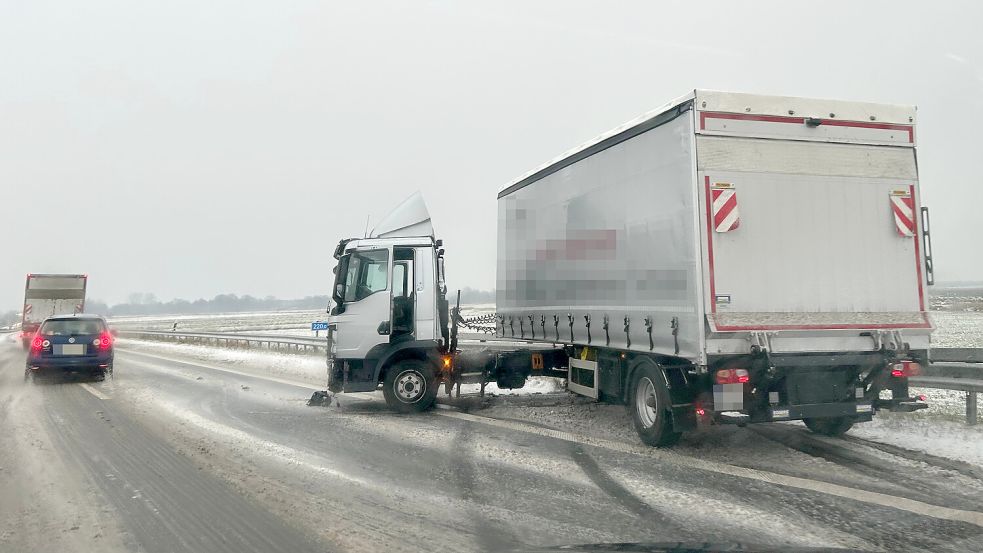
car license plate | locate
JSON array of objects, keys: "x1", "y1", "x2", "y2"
[{"x1": 57, "y1": 344, "x2": 85, "y2": 355}]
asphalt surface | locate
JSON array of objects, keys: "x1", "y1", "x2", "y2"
[{"x1": 1, "y1": 338, "x2": 982, "y2": 553}]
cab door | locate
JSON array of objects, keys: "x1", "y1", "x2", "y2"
[
  {"x1": 331, "y1": 248, "x2": 392, "y2": 359},
  {"x1": 391, "y1": 248, "x2": 415, "y2": 339}
]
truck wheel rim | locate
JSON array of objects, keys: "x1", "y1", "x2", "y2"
[
  {"x1": 395, "y1": 370, "x2": 426, "y2": 403},
  {"x1": 636, "y1": 377, "x2": 658, "y2": 428}
]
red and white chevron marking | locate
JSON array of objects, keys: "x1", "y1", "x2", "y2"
[
  {"x1": 890, "y1": 193, "x2": 916, "y2": 237},
  {"x1": 24, "y1": 304, "x2": 32, "y2": 315},
  {"x1": 711, "y1": 187, "x2": 740, "y2": 233}
]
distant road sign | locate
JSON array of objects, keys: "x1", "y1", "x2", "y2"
[{"x1": 311, "y1": 322, "x2": 330, "y2": 331}]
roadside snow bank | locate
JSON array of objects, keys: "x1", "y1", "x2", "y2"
[
  {"x1": 458, "y1": 376, "x2": 566, "y2": 396},
  {"x1": 116, "y1": 338, "x2": 326, "y2": 387},
  {"x1": 849, "y1": 413, "x2": 983, "y2": 467}
]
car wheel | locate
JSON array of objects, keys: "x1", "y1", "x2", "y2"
[
  {"x1": 628, "y1": 360, "x2": 682, "y2": 447},
  {"x1": 382, "y1": 359, "x2": 438, "y2": 414},
  {"x1": 804, "y1": 416, "x2": 855, "y2": 437}
]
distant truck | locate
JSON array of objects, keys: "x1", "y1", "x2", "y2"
[
  {"x1": 21, "y1": 274, "x2": 88, "y2": 349},
  {"x1": 323, "y1": 90, "x2": 935, "y2": 446}
]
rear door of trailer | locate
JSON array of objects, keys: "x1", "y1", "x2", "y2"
[
  {"x1": 694, "y1": 98, "x2": 931, "y2": 353},
  {"x1": 25, "y1": 275, "x2": 88, "y2": 324}
]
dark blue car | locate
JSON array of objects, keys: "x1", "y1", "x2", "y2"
[{"x1": 25, "y1": 314, "x2": 114, "y2": 381}]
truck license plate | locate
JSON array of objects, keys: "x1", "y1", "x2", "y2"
[{"x1": 58, "y1": 344, "x2": 85, "y2": 355}]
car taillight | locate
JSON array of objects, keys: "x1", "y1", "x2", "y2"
[
  {"x1": 94, "y1": 332, "x2": 113, "y2": 350},
  {"x1": 715, "y1": 368, "x2": 750, "y2": 384},
  {"x1": 31, "y1": 335, "x2": 44, "y2": 351},
  {"x1": 890, "y1": 360, "x2": 921, "y2": 378}
]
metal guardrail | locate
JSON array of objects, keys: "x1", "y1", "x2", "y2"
[
  {"x1": 931, "y1": 348, "x2": 983, "y2": 363},
  {"x1": 913, "y1": 356, "x2": 982, "y2": 425},
  {"x1": 119, "y1": 329, "x2": 982, "y2": 425},
  {"x1": 117, "y1": 329, "x2": 328, "y2": 351}
]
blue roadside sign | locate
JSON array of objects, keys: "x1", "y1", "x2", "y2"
[{"x1": 312, "y1": 321, "x2": 330, "y2": 331}]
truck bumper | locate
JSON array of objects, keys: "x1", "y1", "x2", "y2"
[
  {"x1": 704, "y1": 401, "x2": 876, "y2": 426},
  {"x1": 27, "y1": 356, "x2": 113, "y2": 376},
  {"x1": 768, "y1": 401, "x2": 874, "y2": 422}
]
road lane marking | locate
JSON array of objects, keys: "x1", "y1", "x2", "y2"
[
  {"x1": 436, "y1": 410, "x2": 983, "y2": 528},
  {"x1": 79, "y1": 382, "x2": 110, "y2": 400}
]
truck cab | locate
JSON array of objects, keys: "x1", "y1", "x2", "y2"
[{"x1": 326, "y1": 194, "x2": 450, "y2": 412}]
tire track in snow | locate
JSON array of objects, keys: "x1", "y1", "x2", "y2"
[{"x1": 449, "y1": 420, "x2": 521, "y2": 552}]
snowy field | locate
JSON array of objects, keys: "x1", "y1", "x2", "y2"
[
  {"x1": 110, "y1": 307, "x2": 981, "y2": 343},
  {"x1": 108, "y1": 305, "x2": 496, "y2": 336}
]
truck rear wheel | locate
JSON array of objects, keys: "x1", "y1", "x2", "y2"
[
  {"x1": 629, "y1": 361, "x2": 681, "y2": 447},
  {"x1": 804, "y1": 416, "x2": 854, "y2": 437},
  {"x1": 383, "y1": 359, "x2": 437, "y2": 414}
]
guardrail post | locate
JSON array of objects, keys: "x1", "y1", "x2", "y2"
[{"x1": 968, "y1": 392, "x2": 978, "y2": 426}]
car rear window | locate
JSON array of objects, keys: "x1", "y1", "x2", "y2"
[{"x1": 40, "y1": 319, "x2": 106, "y2": 336}]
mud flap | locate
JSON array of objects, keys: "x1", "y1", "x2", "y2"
[{"x1": 670, "y1": 404, "x2": 698, "y2": 432}]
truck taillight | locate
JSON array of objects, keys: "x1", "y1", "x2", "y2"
[
  {"x1": 715, "y1": 368, "x2": 750, "y2": 384},
  {"x1": 94, "y1": 332, "x2": 113, "y2": 350},
  {"x1": 890, "y1": 361, "x2": 921, "y2": 378}
]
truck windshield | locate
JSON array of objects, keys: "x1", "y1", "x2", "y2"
[
  {"x1": 339, "y1": 249, "x2": 389, "y2": 303},
  {"x1": 40, "y1": 319, "x2": 105, "y2": 336}
]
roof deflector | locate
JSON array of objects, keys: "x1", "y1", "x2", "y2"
[{"x1": 368, "y1": 191, "x2": 434, "y2": 239}]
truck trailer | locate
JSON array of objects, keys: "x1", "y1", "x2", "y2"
[
  {"x1": 323, "y1": 90, "x2": 934, "y2": 446},
  {"x1": 21, "y1": 274, "x2": 88, "y2": 349}
]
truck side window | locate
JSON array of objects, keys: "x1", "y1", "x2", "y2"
[
  {"x1": 392, "y1": 264, "x2": 407, "y2": 298},
  {"x1": 344, "y1": 249, "x2": 389, "y2": 302},
  {"x1": 392, "y1": 249, "x2": 415, "y2": 337}
]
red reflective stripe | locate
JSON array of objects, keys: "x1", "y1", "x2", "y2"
[
  {"x1": 704, "y1": 177, "x2": 717, "y2": 314},
  {"x1": 891, "y1": 201, "x2": 915, "y2": 230},
  {"x1": 702, "y1": 112, "x2": 806, "y2": 126},
  {"x1": 713, "y1": 321, "x2": 933, "y2": 331},
  {"x1": 715, "y1": 194, "x2": 738, "y2": 226},
  {"x1": 910, "y1": 184, "x2": 926, "y2": 312}
]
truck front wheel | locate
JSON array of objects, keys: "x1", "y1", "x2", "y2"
[
  {"x1": 629, "y1": 361, "x2": 681, "y2": 447},
  {"x1": 383, "y1": 359, "x2": 438, "y2": 414},
  {"x1": 803, "y1": 416, "x2": 854, "y2": 437}
]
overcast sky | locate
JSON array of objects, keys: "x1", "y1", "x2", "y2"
[{"x1": 1, "y1": 0, "x2": 981, "y2": 310}]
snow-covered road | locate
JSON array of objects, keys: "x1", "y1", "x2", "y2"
[{"x1": 2, "y1": 338, "x2": 982, "y2": 552}]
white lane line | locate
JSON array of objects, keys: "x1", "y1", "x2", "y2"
[
  {"x1": 79, "y1": 382, "x2": 110, "y2": 400},
  {"x1": 436, "y1": 410, "x2": 983, "y2": 528},
  {"x1": 115, "y1": 348, "x2": 321, "y2": 391}
]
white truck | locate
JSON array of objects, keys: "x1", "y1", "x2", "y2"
[
  {"x1": 21, "y1": 274, "x2": 88, "y2": 349},
  {"x1": 322, "y1": 90, "x2": 934, "y2": 446}
]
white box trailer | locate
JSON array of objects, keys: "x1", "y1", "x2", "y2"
[
  {"x1": 323, "y1": 90, "x2": 934, "y2": 447},
  {"x1": 21, "y1": 273, "x2": 88, "y2": 348},
  {"x1": 494, "y1": 90, "x2": 933, "y2": 443}
]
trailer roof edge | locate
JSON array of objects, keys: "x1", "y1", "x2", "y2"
[
  {"x1": 498, "y1": 90, "x2": 918, "y2": 200},
  {"x1": 498, "y1": 91, "x2": 696, "y2": 200}
]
